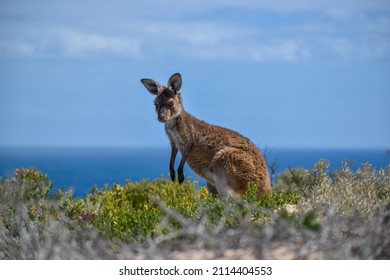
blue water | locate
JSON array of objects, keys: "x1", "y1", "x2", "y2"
[{"x1": 0, "y1": 147, "x2": 389, "y2": 197}]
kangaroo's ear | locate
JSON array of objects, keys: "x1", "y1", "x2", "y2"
[
  {"x1": 141, "y1": 79, "x2": 164, "y2": 95},
  {"x1": 167, "y1": 73, "x2": 182, "y2": 93}
]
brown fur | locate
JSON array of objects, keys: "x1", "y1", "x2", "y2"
[{"x1": 141, "y1": 73, "x2": 271, "y2": 197}]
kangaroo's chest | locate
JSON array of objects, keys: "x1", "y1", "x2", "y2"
[
  {"x1": 167, "y1": 129, "x2": 183, "y2": 150},
  {"x1": 165, "y1": 120, "x2": 195, "y2": 153}
]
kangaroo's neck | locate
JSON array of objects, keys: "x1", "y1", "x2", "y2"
[
  {"x1": 165, "y1": 111, "x2": 193, "y2": 132},
  {"x1": 164, "y1": 110, "x2": 202, "y2": 149}
]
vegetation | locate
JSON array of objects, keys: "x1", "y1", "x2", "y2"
[{"x1": 0, "y1": 160, "x2": 389, "y2": 259}]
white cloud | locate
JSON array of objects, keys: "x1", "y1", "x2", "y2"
[
  {"x1": 252, "y1": 41, "x2": 311, "y2": 62},
  {"x1": 59, "y1": 30, "x2": 141, "y2": 58},
  {"x1": 0, "y1": 0, "x2": 389, "y2": 62},
  {"x1": 135, "y1": 0, "x2": 390, "y2": 15},
  {"x1": 97, "y1": 0, "x2": 389, "y2": 16},
  {"x1": 173, "y1": 39, "x2": 311, "y2": 63},
  {"x1": 0, "y1": 41, "x2": 35, "y2": 56},
  {"x1": 0, "y1": 28, "x2": 142, "y2": 59}
]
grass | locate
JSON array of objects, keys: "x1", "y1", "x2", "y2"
[{"x1": 0, "y1": 160, "x2": 389, "y2": 259}]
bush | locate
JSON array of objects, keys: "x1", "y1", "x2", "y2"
[
  {"x1": 275, "y1": 167, "x2": 309, "y2": 192},
  {"x1": 0, "y1": 169, "x2": 56, "y2": 238},
  {"x1": 0, "y1": 169, "x2": 117, "y2": 259},
  {"x1": 1, "y1": 168, "x2": 53, "y2": 202},
  {"x1": 60, "y1": 179, "x2": 298, "y2": 242},
  {"x1": 306, "y1": 162, "x2": 390, "y2": 216},
  {"x1": 1, "y1": 161, "x2": 389, "y2": 260}
]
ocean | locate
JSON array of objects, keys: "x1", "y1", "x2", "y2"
[{"x1": 0, "y1": 147, "x2": 389, "y2": 197}]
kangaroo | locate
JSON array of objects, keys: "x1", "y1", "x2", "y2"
[{"x1": 141, "y1": 73, "x2": 271, "y2": 197}]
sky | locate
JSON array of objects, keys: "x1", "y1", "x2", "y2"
[{"x1": 0, "y1": 0, "x2": 389, "y2": 149}]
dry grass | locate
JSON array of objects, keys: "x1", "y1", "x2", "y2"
[{"x1": 0, "y1": 161, "x2": 389, "y2": 260}]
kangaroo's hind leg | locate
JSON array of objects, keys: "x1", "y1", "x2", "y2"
[
  {"x1": 206, "y1": 182, "x2": 219, "y2": 196},
  {"x1": 213, "y1": 147, "x2": 259, "y2": 196}
]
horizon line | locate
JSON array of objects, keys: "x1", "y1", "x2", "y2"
[{"x1": 0, "y1": 145, "x2": 389, "y2": 151}]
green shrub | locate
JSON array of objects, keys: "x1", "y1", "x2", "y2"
[
  {"x1": 0, "y1": 168, "x2": 53, "y2": 202},
  {"x1": 0, "y1": 169, "x2": 56, "y2": 227},
  {"x1": 60, "y1": 179, "x2": 203, "y2": 242},
  {"x1": 309, "y1": 162, "x2": 390, "y2": 216},
  {"x1": 1, "y1": 162, "x2": 388, "y2": 259},
  {"x1": 275, "y1": 168, "x2": 309, "y2": 193},
  {"x1": 60, "y1": 178, "x2": 299, "y2": 242},
  {"x1": 0, "y1": 169, "x2": 60, "y2": 259}
]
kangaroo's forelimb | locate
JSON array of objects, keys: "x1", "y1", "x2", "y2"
[
  {"x1": 169, "y1": 145, "x2": 178, "y2": 182},
  {"x1": 170, "y1": 144, "x2": 189, "y2": 184}
]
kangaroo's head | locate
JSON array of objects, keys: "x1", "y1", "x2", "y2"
[{"x1": 141, "y1": 73, "x2": 183, "y2": 123}]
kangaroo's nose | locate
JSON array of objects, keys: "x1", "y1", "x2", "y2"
[{"x1": 159, "y1": 108, "x2": 165, "y2": 116}]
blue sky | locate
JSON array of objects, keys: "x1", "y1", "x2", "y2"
[{"x1": 0, "y1": 0, "x2": 389, "y2": 149}]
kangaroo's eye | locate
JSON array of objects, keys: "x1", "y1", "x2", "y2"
[{"x1": 167, "y1": 102, "x2": 174, "y2": 108}]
